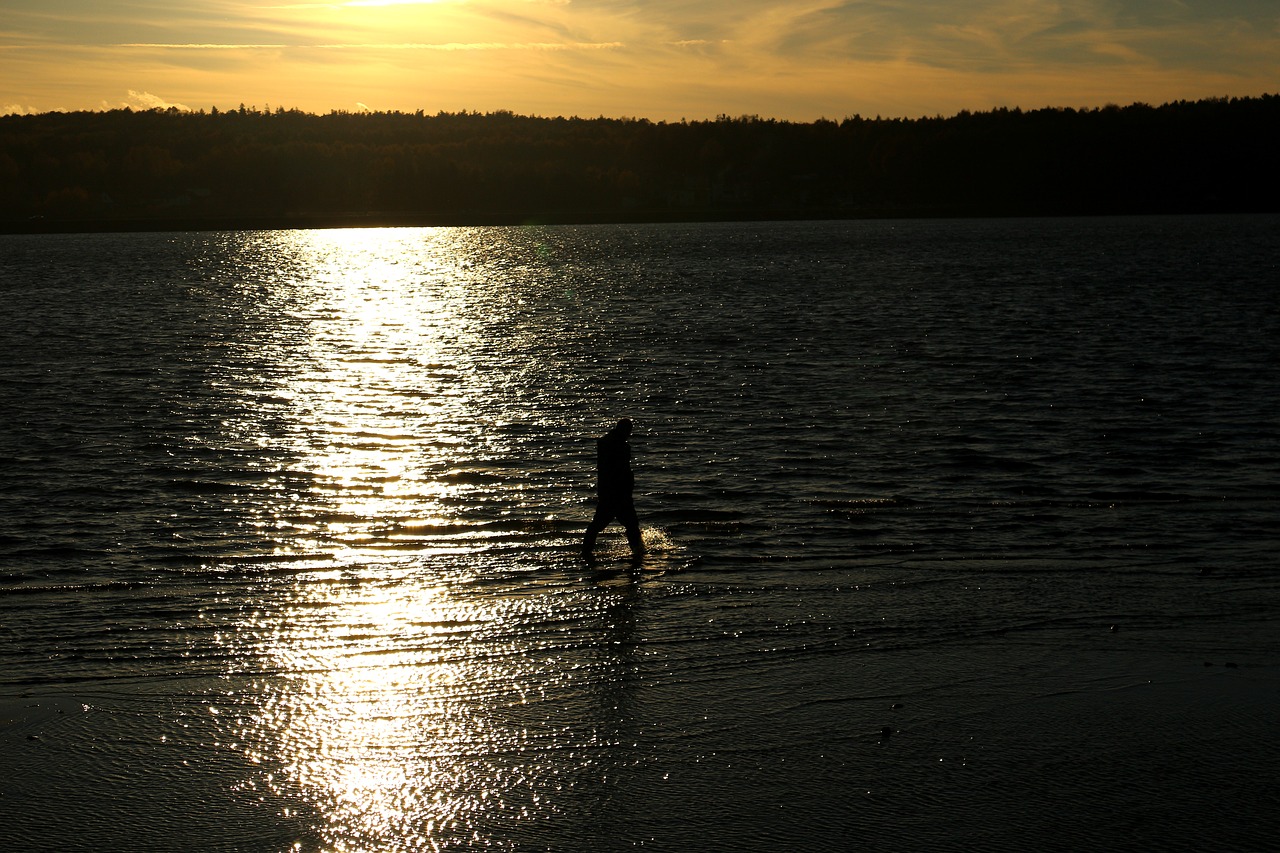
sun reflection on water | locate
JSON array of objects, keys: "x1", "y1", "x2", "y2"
[
  {"x1": 234, "y1": 569, "x2": 640, "y2": 851},
  {"x1": 265, "y1": 227, "x2": 484, "y2": 560},
  {"x1": 252, "y1": 583, "x2": 504, "y2": 849},
  {"x1": 218, "y1": 228, "x2": 629, "y2": 850}
]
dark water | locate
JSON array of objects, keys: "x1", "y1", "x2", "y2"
[{"x1": 1, "y1": 217, "x2": 1278, "y2": 851}]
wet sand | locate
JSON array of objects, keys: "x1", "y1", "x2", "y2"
[{"x1": 4, "y1": 625, "x2": 1277, "y2": 852}]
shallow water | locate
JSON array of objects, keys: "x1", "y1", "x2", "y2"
[{"x1": 2, "y1": 217, "x2": 1278, "y2": 851}]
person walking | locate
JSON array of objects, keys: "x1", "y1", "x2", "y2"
[{"x1": 582, "y1": 418, "x2": 644, "y2": 559}]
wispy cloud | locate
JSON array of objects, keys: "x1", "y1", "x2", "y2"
[
  {"x1": 124, "y1": 90, "x2": 192, "y2": 111},
  {"x1": 310, "y1": 41, "x2": 623, "y2": 50},
  {"x1": 113, "y1": 41, "x2": 621, "y2": 51},
  {"x1": 116, "y1": 44, "x2": 289, "y2": 50},
  {"x1": 269, "y1": 0, "x2": 457, "y2": 8}
]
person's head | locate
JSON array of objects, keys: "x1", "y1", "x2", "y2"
[{"x1": 614, "y1": 418, "x2": 632, "y2": 437}]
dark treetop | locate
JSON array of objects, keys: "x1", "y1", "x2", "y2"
[{"x1": 3, "y1": 94, "x2": 1277, "y2": 231}]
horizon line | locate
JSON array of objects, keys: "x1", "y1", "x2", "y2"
[{"x1": 4, "y1": 92, "x2": 1275, "y2": 124}]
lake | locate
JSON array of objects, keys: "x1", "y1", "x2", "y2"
[{"x1": 2, "y1": 216, "x2": 1278, "y2": 851}]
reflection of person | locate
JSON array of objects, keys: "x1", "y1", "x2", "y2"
[{"x1": 582, "y1": 418, "x2": 644, "y2": 559}]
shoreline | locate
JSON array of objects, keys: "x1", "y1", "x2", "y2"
[{"x1": 5, "y1": 206, "x2": 1276, "y2": 236}]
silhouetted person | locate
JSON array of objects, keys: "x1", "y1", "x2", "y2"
[{"x1": 583, "y1": 418, "x2": 644, "y2": 559}]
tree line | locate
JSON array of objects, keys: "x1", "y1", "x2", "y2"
[{"x1": 2, "y1": 95, "x2": 1277, "y2": 230}]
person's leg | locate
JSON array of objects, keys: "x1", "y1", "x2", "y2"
[
  {"x1": 618, "y1": 501, "x2": 644, "y2": 555},
  {"x1": 583, "y1": 503, "x2": 612, "y2": 554}
]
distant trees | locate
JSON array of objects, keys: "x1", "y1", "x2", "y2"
[{"x1": 1, "y1": 95, "x2": 1277, "y2": 229}]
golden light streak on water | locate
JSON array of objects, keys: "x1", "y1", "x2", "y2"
[
  {"x1": 257, "y1": 227, "x2": 489, "y2": 561},
  {"x1": 226, "y1": 228, "x2": 555, "y2": 848},
  {"x1": 250, "y1": 582, "x2": 517, "y2": 851}
]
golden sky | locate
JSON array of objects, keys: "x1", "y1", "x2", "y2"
[{"x1": 3, "y1": 0, "x2": 1278, "y2": 119}]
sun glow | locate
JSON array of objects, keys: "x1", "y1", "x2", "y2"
[{"x1": 344, "y1": 0, "x2": 454, "y2": 6}]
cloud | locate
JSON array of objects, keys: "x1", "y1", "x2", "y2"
[
  {"x1": 270, "y1": 0, "x2": 460, "y2": 7},
  {"x1": 117, "y1": 44, "x2": 288, "y2": 50},
  {"x1": 312, "y1": 41, "x2": 623, "y2": 50},
  {"x1": 122, "y1": 90, "x2": 192, "y2": 111},
  {"x1": 114, "y1": 40, "x2": 624, "y2": 52}
]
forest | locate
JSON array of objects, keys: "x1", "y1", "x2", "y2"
[{"x1": 1, "y1": 94, "x2": 1277, "y2": 231}]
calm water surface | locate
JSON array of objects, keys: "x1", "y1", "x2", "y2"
[{"x1": 1, "y1": 217, "x2": 1278, "y2": 851}]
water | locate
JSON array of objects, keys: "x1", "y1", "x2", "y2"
[{"x1": 2, "y1": 217, "x2": 1278, "y2": 851}]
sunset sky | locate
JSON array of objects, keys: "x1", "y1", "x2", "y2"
[{"x1": 4, "y1": 0, "x2": 1278, "y2": 120}]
